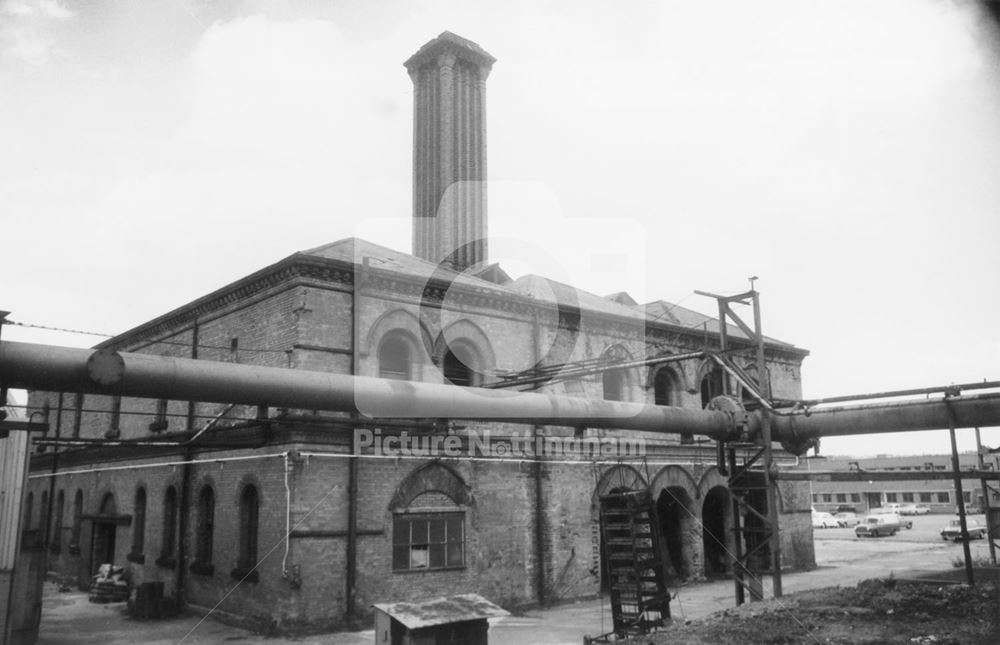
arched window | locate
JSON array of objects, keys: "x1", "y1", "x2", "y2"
[
  {"x1": 233, "y1": 485, "x2": 260, "y2": 583},
  {"x1": 603, "y1": 370, "x2": 626, "y2": 402},
  {"x1": 378, "y1": 335, "x2": 412, "y2": 381},
  {"x1": 700, "y1": 367, "x2": 724, "y2": 408},
  {"x1": 653, "y1": 368, "x2": 676, "y2": 406},
  {"x1": 129, "y1": 487, "x2": 146, "y2": 563},
  {"x1": 51, "y1": 490, "x2": 65, "y2": 552},
  {"x1": 391, "y1": 463, "x2": 469, "y2": 572},
  {"x1": 70, "y1": 490, "x2": 83, "y2": 552},
  {"x1": 443, "y1": 345, "x2": 478, "y2": 387},
  {"x1": 39, "y1": 491, "x2": 48, "y2": 535},
  {"x1": 696, "y1": 366, "x2": 725, "y2": 445},
  {"x1": 192, "y1": 486, "x2": 215, "y2": 575},
  {"x1": 23, "y1": 492, "x2": 33, "y2": 532},
  {"x1": 158, "y1": 486, "x2": 177, "y2": 569}
]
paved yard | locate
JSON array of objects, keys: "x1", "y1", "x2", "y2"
[{"x1": 37, "y1": 516, "x2": 995, "y2": 645}]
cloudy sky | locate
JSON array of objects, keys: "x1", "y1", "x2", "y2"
[{"x1": 3, "y1": 0, "x2": 1000, "y2": 457}]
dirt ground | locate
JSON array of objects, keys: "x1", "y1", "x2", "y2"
[{"x1": 627, "y1": 573, "x2": 1000, "y2": 645}]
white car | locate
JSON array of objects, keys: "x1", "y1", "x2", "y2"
[
  {"x1": 812, "y1": 511, "x2": 839, "y2": 529},
  {"x1": 833, "y1": 511, "x2": 860, "y2": 527}
]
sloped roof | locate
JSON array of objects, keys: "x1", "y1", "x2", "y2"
[
  {"x1": 306, "y1": 240, "x2": 802, "y2": 351},
  {"x1": 644, "y1": 300, "x2": 795, "y2": 348},
  {"x1": 508, "y1": 274, "x2": 648, "y2": 321},
  {"x1": 373, "y1": 593, "x2": 508, "y2": 629},
  {"x1": 100, "y1": 236, "x2": 802, "y2": 354},
  {"x1": 303, "y1": 238, "x2": 519, "y2": 295}
]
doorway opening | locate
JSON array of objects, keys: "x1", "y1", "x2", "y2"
[{"x1": 702, "y1": 486, "x2": 731, "y2": 578}]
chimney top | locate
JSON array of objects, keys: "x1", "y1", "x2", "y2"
[{"x1": 404, "y1": 31, "x2": 497, "y2": 73}]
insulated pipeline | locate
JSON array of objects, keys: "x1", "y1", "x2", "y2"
[
  {"x1": 4, "y1": 341, "x2": 1000, "y2": 444},
  {"x1": 0, "y1": 341, "x2": 735, "y2": 438}
]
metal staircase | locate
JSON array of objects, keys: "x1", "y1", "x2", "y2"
[{"x1": 598, "y1": 489, "x2": 670, "y2": 638}]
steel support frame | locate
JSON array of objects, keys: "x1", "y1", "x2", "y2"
[
  {"x1": 699, "y1": 288, "x2": 783, "y2": 602},
  {"x1": 975, "y1": 428, "x2": 999, "y2": 565}
]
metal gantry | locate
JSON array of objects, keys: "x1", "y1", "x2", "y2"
[{"x1": 696, "y1": 288, "x2": 784, "y2": 603}]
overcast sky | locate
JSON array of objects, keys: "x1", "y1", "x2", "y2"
[{"x1": 3, "y1": 0, "x2": 1000, "y2": 457}]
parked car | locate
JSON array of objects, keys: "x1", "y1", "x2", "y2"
[
  {"x1": 855, "y1": 513, "x2": 911, "y2": 537},
  {"x1": 940, "y1": 518, "x2": 988, "y2": 541},
  {"x1": 897, "y1": 503, "x2": 919, "y2": 515},
  {"x1": 832, "y1": 511, "x2": 860, "y2": 527},
  {"x1": 912, "y1": 504, "x2": 931, "y2": 515},
  {"x1": 812, "y1": 511, "x2": 839, "y2": 529},
  {"x1": 833, "y1": 505, "x2": 858, "y2": 514}
]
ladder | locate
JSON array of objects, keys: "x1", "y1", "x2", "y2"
[{"x1": 598, "y1": 489, "x2": 670, "y2": 638}]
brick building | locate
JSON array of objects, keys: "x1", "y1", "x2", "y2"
[
  {"x1": 22, "y1": 33, "x2": 815, "y2": 632},
  {"x1": 807, "y1": 453, "x2": 1000, "y2": 515}
]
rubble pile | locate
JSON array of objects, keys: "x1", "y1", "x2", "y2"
[{"x1": 88, "y1": 564, "x2": 129, "y2": 603}]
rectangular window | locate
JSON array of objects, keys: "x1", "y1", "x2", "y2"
[
  {"x1": 902, "y1": 492, "x2": 914, "y2": 502},
  {"x1": 850, "y1": 493, "x2": 861, "y2": 503},
  {"x1": 964, "y1": 491, "x2": 972, "y2": 503},
  {"x1": 811, "y1": 494, "x2": 819, "y2": 503},
  {"x1": 885, "y1": 493, "x2": 898, "y2": 502},
  {"x1": 835, "y1": 493, "x2": 847, "y2": 503},
  {"x1": 919, "y1": 493, "x2": 932, "y2": 503},
  {"x1": 393, "y1": 513, "x2": 464, "y2": 571},
  {"x1": 821, "y1": 494, "x2": 832, "y2": 503},
  {"x1": 937, "y1": 492, "x2": 950, "y2": 503}
]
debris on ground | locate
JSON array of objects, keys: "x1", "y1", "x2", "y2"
[
  {"x1": 88, "y1": 564, "x2": 130, "y2": 604},
  {"x1": 626, "y1": 577, "x2": 1000, "y2": 645}
]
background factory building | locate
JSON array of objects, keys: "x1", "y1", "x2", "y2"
[
  {"x1": 808, "y1": 452, "x2": 1000, "y2": 515},
  {"x1": 22, "y1": 33, "x2": 815, "y2": 632}
]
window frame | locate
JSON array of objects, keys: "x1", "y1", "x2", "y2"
[
  {"x1": 69, "y1": 490, "x2": 83, "y2": 554},
  {"x1": 379, "y1": 335, "x2": 413, "y2": 381},
  {"x1": 231, "y1": 484, "x2": 260, "y2": 583},
  {"x1": 156, "y1": 486, "x2": 178, "y2": 569},
  {"x1": 128, "y1": 487, "x2": 147, "y2": 564},
  {"x1": 392, "y1": 511, "x2": 465, "y2": 573},
  {"x1": 50, "y1": 490, "x2": 65, "y2": 554},
  {"x1": 443, "y1": 346, "x2": 478, "y2": 387},
  {"x1": 191, "y1": 485, "x2": 215, "y2": 576}
]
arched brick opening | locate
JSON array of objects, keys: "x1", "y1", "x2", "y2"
[
  {"x1": 591, "y1": 465, "x2": 647, "y2": 592},
  {"x1": 91, "y1": 493, "x2": 117, "y2": 575},
  {"x1": 389, "y1": 461, "x2": 472, "y2": 511},
  {"x1": 656, "y1": 486, "x2": 695, "y2": 581},
  {"x1": 702, "y1": 485, "x2": 731, "y2": 578}
]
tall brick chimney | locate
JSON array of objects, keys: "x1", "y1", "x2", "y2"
[{"x1": 405, "y1": 32, "x2": 496, "y2": 273}]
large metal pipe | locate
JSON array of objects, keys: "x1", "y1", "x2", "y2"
[
  {"x1": 4, "y1": 341, "x2": 1000, "y2": 445},
  {"x1": 761, "y1": 396, "x2": 1000, "y2": 440},
  {"x1": 0, "y1": 341, "x2": 735, "y2": 438}
]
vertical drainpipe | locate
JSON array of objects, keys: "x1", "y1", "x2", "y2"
[
  {"x1": 43, "y1": 393, "x2": 63, "y2": 553},
  {"x1": 532, "y1": 310, "x2": 547, "y2": 605},
  {"x1": 176, "y1": 321, "x2": 199, "y2": 605},
  {"x1": 346, "y1": 259, "x2": 366, "y2": 623}
]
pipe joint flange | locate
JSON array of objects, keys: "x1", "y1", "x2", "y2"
[
  {"x1": 87, "y1": 348, "x2": 125, "y2": 388},
  {"x1": 706, "y1": 395, "x2": 748, "y2": 442}
]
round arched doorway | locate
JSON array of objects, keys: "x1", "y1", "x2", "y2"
[{"x1": 702, "y1": 485, "x2": 731, "y2": 578}]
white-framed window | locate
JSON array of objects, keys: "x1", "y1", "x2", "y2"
[{"x1": 392, "y1": 513, "x2": 464, "y2": 571}]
